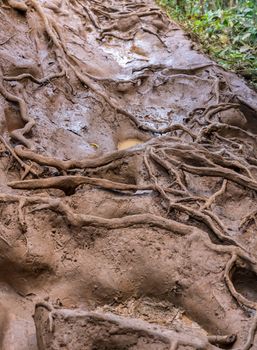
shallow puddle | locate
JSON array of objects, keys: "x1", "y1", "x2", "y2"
[{"x1": 118, "y1": 138, "x2": 143, "y2": 150}]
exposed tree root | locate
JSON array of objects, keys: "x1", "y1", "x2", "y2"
[
  {"x1": 201, "y1": 103, "x2": 240, "y2": 123},
  {"x1": 11, "y1": 132, "x2": 194, "y2": 173},
  {"x1": 3, "y1": 69, "x2": 65, "y2": 85},
  {"x1": 0, "y1": 224, "x2": 12, "y2": 247},
  {"x1": 225, "y1": 254, "x2": 257, "y2": 310},
  {"x1": 34, "y1": 303, "x2": 213, "y2": 350},
  {"x1": 76, "y1": 0, "x2": 101, "y2": 29},
  {"x1": 14, "y1": 144, "x2": 142, "y2": 171},
  {"x1": 31, "y1": 200, "x2": 199, "y2": 236},
  {"x1": 0, "y1": 192, "x2": 247, "y2": 260},
  {"x1": 0, "y1": 193, "x2": 202, "y2": 237},
  {"x1": 132, "y1": 62, "x2": 216, "y2": 74},
  {"x1": 208, "y1": 334, "x2": 237, "y2": 347},
  {"x1": 240, "y1": 209, "x2": 257, "y2": 230},
  {"x1": 201, "y1": 179, "x2": 227, "y2": 210},
  {"x1": 8, "y1": 175, "x2": 154, "y2": 194},
  {"x1": 240, "y1": 313, "x2": 257, "y2": 350},
  {"x1": 92, "y1": 8, "x2": 163, "y2": 20},
  {"x1": 0, "y1": 74, "x2": 35, "y2": 148},
  {"x1": 142, "y1": 26, "x2": 167, "y2": 47},
  {"x1": 0, "y1": 136, "x2": 39, "y2": 179},
  {"x1": 156, "y1": 144, "x2": 257, "y2": 191},
  {"x1": 0, "y1": 34, "x2": 15, "y2": 46},
  {"x1": 7, "y1": 0, "x2": 28, "y2": 12},
  {"x1": 198, "y1": 122, "x2": 257, "y2": 144},
  {"x1": 149, "y1": 148, "x2": 190, "y2": 194},
  {"x1": 100, "y1": 32, "x2": 135, "y2": 41}
]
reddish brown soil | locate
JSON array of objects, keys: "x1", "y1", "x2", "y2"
[{"x1": 0, "y1": 0, "x2": 257, "y2": 349}]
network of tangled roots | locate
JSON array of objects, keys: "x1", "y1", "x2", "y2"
[{"x1": 0, "y1": 0, "x2": 257, "y2": 349}]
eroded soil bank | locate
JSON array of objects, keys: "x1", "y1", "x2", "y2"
[{"x1": 0, "y1": 0, "x2": 257, "y2": 349}]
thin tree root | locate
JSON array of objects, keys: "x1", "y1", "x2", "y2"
[
  {"x1": 35, "y1": 301, "x2": 54, "y2": 332},
  {"x1": 132, "y1": 62, "x2": 216, "y2": 74},
  {"x1": 3, "y1": 69, "x2": 65, "y2": 85},
  {"x1": 0, "y1": 224, "x2": 12, "y2": 247},
  {"x1": 0, "y1": 136, "x2": 39, "y2": 179},
  {"x1": 17, "y1": 197, "x2": 29, "y2": 250},
  {"x1": 180, "y1": 163, "x2": 257, "y2": 192},
  {"x1": 100, "y1": 32, "x2": 135, "y2": 41},
  {"x1": 201, "y1": 179, "x2": 227, "y2": 210},
  {"x1": 198, "y1": 122, "x2": 257, "y2": 144},
  {"x1": 76, "y1": 0, "x2": 101, "y2": 29},
  {"x1": 239, "y1": 313, "x2": 257, "y2": 350},
  {"x1": 204, "y1": 103, "x2": 240, "y2": 123},
  {"x1": 18, "y1": 198, "x2": 27, "y2": 233},
  {"x1": 142, "y1": 26, "x2": 167, "y2": 47},
  {"x1": 168, "y1": 202, "x2": 238, "y2": 246},
  {"x1": 149, "y1": 148, "x2": 190, "y2": 194},
  {"x1": 30, "y1": 199, "x2": 200, "y2": 236},
  {"x1": 240, "y1": 209, "x2": 257, "y2": 230},
  {"x1": 144, "y1": 148, "x2": 239, "y2": 247}
]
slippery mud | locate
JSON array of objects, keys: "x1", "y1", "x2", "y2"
[{"x1": 0, "y1": 0, "x2": 257, "y2": 349}]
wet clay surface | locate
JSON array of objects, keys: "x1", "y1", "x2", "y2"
[{"x1": 0, "y1": 0, "x2": 257, "y2": 349}]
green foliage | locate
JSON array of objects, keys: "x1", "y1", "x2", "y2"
[{"x1": 158, "y1": 0, "x2": 257, "y2": 89}]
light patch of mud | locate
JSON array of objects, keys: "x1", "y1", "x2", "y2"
[{"x1": 118, "y1": 138, "x2": 143, "y2": 150}]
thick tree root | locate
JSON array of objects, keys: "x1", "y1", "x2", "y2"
[
  {"x1": 34, "y1": 302, "x2": 227, "y2": 350},
  {"x1": 8, "y1": 176, "x2": 154, "y2": 194},
  {"x1": 7, "y1": 0, "x2": 28, "y2": 12},
  {"x1": 30, "y1": 198, "x2": 199, "y2": 236},
  {"x1": 14, "y1": 144, "x2": 142, "y2": 171},
  {"x1": 239, "y1": 314, "x2": 257, "y2": 350},
  {"x1": 0, "y1": 136, "x2": 39, "y2": 179},
  {"x1": 225, "y1": 254, "x2": 257, "y2": 310},
  {"x1": 203, "y1": 180, "x2": 227, "y2": 209},
  {"x1": 240, "y1": 209, "x2": 257, "y2": 230},
  {"x1": 0, "y1": 77, "x2": 35, "y2": 148}
]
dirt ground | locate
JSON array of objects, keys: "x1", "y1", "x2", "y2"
[{"x1": 0, "y1": 0, "x2": 257, "y2": 349}]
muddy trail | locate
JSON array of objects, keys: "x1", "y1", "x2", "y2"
[{"x1": 1, "y1": 0, "x2": 257, "y2": 349}]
